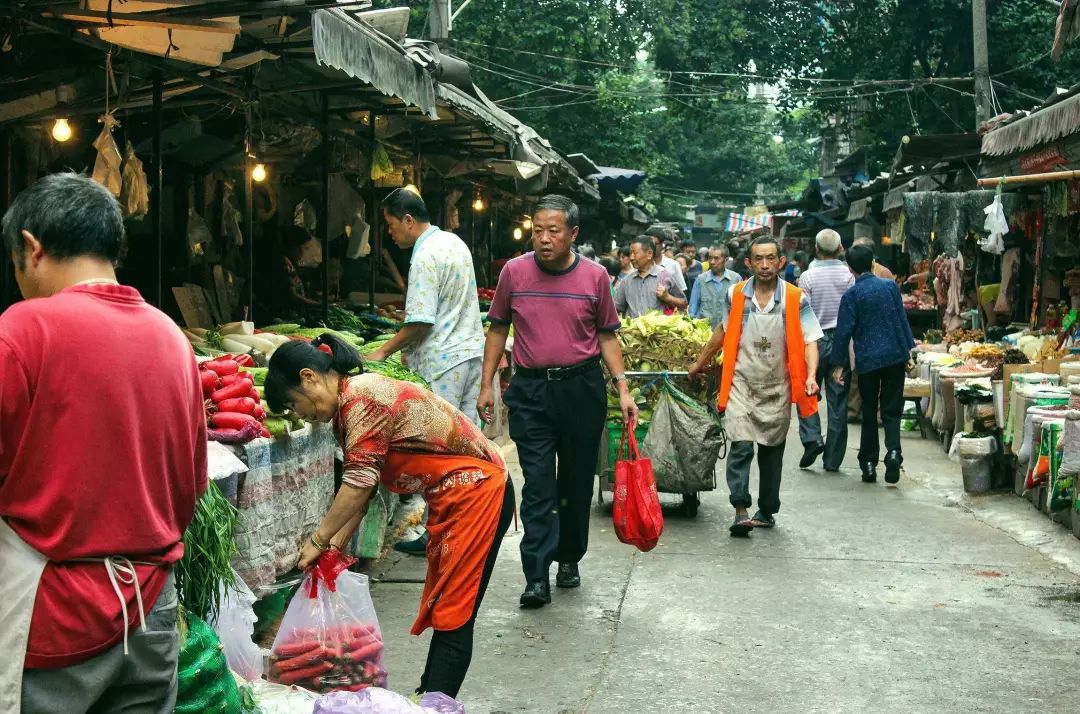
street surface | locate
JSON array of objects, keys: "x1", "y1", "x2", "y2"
[{"x1": 372, "y1": 420, "x2": 1080, "y2": 714}]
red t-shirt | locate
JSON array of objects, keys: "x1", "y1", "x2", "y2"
[
  {"x1": 487, "y1": 252, "x2": 620, "y2": 369},
  {"x1": 0, "y1": 284, "x2": 208, "y2": 669}
]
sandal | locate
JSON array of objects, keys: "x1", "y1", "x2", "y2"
[
  {"x1": 748, "y1": 511, "x2": 775, "y2": 529},
  {"x1": 729, "y1": 514, "x2": 753, "y2": 537}
]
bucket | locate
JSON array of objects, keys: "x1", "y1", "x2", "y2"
[{"x1": 961, "y1": 455, "x2": 993, "y2": 493}]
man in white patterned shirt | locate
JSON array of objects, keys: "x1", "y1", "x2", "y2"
[
  {"x1": 794, "y1": 229, "x2": 855, "y2": 471},
  {"x1": 368, "y1": 188, "x2": 485, "y2": 552}
]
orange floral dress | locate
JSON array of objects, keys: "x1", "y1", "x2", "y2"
[{"x1": 334, "y1": 374, "x2": 508, "y2": 634}]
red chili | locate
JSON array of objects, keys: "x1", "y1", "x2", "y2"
[
  {"x1": 209, "y1": 412, "x2": 260, "y2": 430},
  {"x1": 215, "y1": 397, "x2": 257, "y2": 415},
  {"x1": 203, "y1": 359, "x2": 240, "y2": 376},
  {"x1": 211, "y1": 380, "x2": 255, "y2": 403}
]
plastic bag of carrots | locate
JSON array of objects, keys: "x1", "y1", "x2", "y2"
[{"x1": 270, "y1": 550, "x2": 387, "y2": 694}]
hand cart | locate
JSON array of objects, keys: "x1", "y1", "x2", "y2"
[{"x1": 595, "y1": 371, "x2": 725, "y2": 518}]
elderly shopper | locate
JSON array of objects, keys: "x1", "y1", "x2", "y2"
[
  {"x1": 688, "y1": 244, "x2": 742, "y2": 328},
  {"x1": 615, "y1": 236, "x2": 688, "y2": 317},
  {"x1": 831, "y1": 244, "x2": 915, "y2": 485},
  {"x1": 794, "y1": 229, "x2": 855, "y2": 471},
  {"x1": 478, "y1": 195, "x2": 637, "y2": 609}
]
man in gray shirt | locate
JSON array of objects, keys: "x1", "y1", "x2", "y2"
[{"x1": 615, "y1": 236, "x2": 687, "y2": 317}]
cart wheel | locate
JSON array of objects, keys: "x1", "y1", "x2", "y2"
[{"x1": 681, "y1": 492, "x2": 700, "y2": 518}]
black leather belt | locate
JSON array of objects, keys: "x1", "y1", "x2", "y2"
[{"x1": 515, "y1": 356, "x2": 601, "y2": 381}]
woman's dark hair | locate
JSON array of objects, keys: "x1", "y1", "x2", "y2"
[
  {"x1": 845, "y1": 244, "x2": 875, "y2": 275},
  {"x1": 617, "y1": 245, "x2": 631, "y2": 259},
  {"x1": 598, "y1": 255, "x2": 620, "y2": 278},
  {"x1": 265, "y1": 332, "x2": 362, "y2": 413}
]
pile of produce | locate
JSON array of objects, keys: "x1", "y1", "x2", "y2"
[
  {"x1": 944, "y1": 328, "x2": 984, "y2": 346},
  {"x1": 477, "y1": 287, "x2": 496, "y2": 310},
  {"x1": 902, "y1": 291, "x2": 935, "y2": 311},
  {"x1": 200, "y1": 356, "x2": 272, "y2": 442},
  {"x1": 269, "y1": 624, "x2": 387, "y2": 693},
  {"x1": 1014, "y1": 333, "x2": 1067, "y2": 362},
  {"x1": 359, "y1": 336, "x2": 431, "y2": 389},
  {"x1": 185, "y1": 321, "x2": 295, "y2": 361},
  {"x1": 617, "y1": 312, "x2": 713, "y2": 372}
]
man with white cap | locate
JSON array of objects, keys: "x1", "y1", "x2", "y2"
[{"x1": 794, "y1": 229, "x2": 855, "y2": 471}]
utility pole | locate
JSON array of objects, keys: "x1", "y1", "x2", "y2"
[
  {"x1": 973, "y1": 0, "x2": 993, "y2": 128},
  {"x1": 429, "y1": 0, "x2": 450, "y2": 45}
]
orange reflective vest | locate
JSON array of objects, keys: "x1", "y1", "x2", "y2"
[{"x1": 717, "y1": 281, "x2": 818, "y2": 419}]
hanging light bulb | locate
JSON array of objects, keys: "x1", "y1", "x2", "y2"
[
  {"x1": 251, "y1": 163, "x2": 267, "y2": 183},
  {"x1": 472, "y1": 194, "x2": 486, "y2": 212},
  {"x1": 51, "y1": 118, "x2": 72, "y2": 142},
  {"x1": 513, "y1": 227, "x2": 523, "y2": 241},
  {"x1": 522, "y1": 216, "x2": 533, "y2": 231}
]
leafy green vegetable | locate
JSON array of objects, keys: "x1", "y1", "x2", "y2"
[
  {"x1": 259, "y1": 323, "x2": 302, "y2": 334},
  {"x1": 363, "y1": 358, "x2": 431, "y2": 390},
  {"x1": 175, "y1": 482, "x2": 238, "y2": 622}
]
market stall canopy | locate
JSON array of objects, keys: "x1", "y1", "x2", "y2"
[
  {"x1": 892, "y1": 134, "x2": 982, "y2": 171},
  {"x1": 311, "y1": 8, "x2": 437, "y2": 118},
  {"x1": 589, "y1": 166, "x2": 647, "y2": 194},
  {"x1": 981, "y1": 84, "x2": 1080, "y2": 157}
]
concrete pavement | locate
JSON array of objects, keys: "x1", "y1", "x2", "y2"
[{"x1": 369, "y1": 422, "x2": 1080, "y2": 713}]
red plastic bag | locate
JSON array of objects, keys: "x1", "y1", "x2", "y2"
[
  {"x1": 612, "y1": 422, "x2": 664, "y2": 552},
  {"x1": 270, "y1": 550, "x2": 387, "y2": 694}
]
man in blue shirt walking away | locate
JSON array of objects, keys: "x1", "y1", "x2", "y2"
[{"x1": 830, "y1": 244, "x2": 915, "y2": 485}]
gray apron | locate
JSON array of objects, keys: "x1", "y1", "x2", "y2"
[{"x1": 725, "y1": 304, "x2": 791, "y2": 446}]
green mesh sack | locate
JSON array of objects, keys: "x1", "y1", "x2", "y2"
[{"x1": 175, "y1": 612, "x2": 243, "y2": 714}]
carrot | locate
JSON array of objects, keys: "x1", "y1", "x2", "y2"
[
  {"x1": 272, "y1": 640, "x2": 320, "y2": 658},
  {"x1": 215, "y1": 397, "x2": 257, "y2": 415},
  {"x1": 345, "y1": 641, "x2": 383, "y2": 663},
  {"x1": 211, "y1": 380, "x2": 255, "y2": 403},
  {"x1": 209, "y1": 412, "x2": 260, "y2": 430},
  {"x1": 203, "y1": 359, "x2": 240, "y2": 376},
  {"x1": 275, "y1": 661, "x2": 333, "y2": 684},
  {"x1": 276, "y1": 646, "x2": 331, "y2": 672}
]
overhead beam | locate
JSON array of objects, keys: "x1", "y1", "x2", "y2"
[{"x1": 41, "y1": 9, "x2": 240, "y2": 34}]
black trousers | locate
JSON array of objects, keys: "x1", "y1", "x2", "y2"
[
  {"x1": 504, "y1": 366, "x2": 607, "y2": 583},
  {"x1": 857, "y1": 362, "x2": 907, "y2": 465},
  {"x1": 419, "y1": 478, "x2": 516, "y2": 698}
]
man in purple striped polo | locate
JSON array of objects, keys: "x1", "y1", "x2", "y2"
[
  {"x1": 795, "y1": 229, "x2": 855, "y2": 471},
  {"x1": 478, "y1": 195, "x2": 638, "y2": 609}
]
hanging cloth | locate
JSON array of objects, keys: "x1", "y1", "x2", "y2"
[{"x1": 91, "y1": 113, "x2": 122, "y2": 197}]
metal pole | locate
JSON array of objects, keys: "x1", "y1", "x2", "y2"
[
  {"x1": 321, "y1": 93, "x2": 331, "y2": 323},
  {"x1": 244, "y1": 155, "x2": 254, "y2": 320},
  {"x1": 973, "y1": 0, "x2": 993, "y2": 127},
  {"x1": 152, "y1": 70, "x2": 164, "y2": 307},
  {"x1": 368, "y1": 110, "x2": 377, "y2": 311}
]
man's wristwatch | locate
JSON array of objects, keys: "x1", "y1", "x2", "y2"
[{"x1": 612, "y1": 374, "x2": 628, "y2": 384}]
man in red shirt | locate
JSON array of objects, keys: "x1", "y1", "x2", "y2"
[{"x1": 0, "y1": 173, "x2": 207, "y2": 712}]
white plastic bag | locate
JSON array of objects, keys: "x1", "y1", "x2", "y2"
[
  {"x1": 270, "y1": 559, "x2": 386, "y2": 694},
  {"x1": 980, "y1": 194, "x2": 1007, "y2": 255},
  {"x1": 247, "y1": 680, "x2": 320, "y2": 714},
  {"x1": 957, "y1": 435, "x2": 996, "y2": 457},
  {"x1": 210, "y1": 570, "x2": 266, "y2": 682}
]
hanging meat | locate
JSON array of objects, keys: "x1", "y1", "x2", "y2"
[
  {"x1": 91, "y1": 113, "x2": 122, "y2": 197},
  {"x1": 119, "y1": 141, "x2": 149, "y2": 220}
]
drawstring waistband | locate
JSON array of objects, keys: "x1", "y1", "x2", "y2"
[{"x1": 103, "y1": 557, "x2": 147, "y2": 655}]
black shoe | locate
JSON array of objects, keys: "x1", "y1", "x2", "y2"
[
  {"x1": 556, "y1": 563, "x2": 581, "y2": 589},
  {"x1": 519, "y1": 579, "x2": 551, "y2": 608},
  {"x1": 799, "y1": 440, "x2": 825, "y2": 468},
  {"x1": 884, "y1": 450, "x2": 903, "y2": 484},
  {"x1": 861, "y1": 462, "x2": 878, "y2": 483},
  {"x1": 393, "y1": 531, "x2": 428, "y2": 555}
]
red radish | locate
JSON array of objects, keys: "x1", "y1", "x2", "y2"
[
  {"x1": 252, "y1": 404, "x2": 266, "y2": 420},
  {"x1": 211, "y1": 380, "x2": 255, "y2": 403},
  {"x1": 215, "y1": 397, "x2": 257, "y2": 415},
  {"x1": 199, "y1": 371, "x2": 220, "y2": 393},
  {"x1": 234, "y1": 354, "x2": 255, "y2": 367},
  {"x1": 203, "y1": 359, "x2": 240, "y2": 376},
  {"x1": 276, "y1": 646, "x2": 331, "y2": 671},
  {"x1": 259, "y1": 425, "x2": 272, "y2": 439},
  {"x1": 209, "y1": 412, "x2": 260, "y2": 430},
  {"x1": 272, "y1": 641, "x2": 320, "y2": 658},
  {"x1": 219, "y1": 373, "x2": 253, "y2": 387},
  {"x1": 275, "y1": 661, "x2": 333, "y2": 684},
  {"x1": 248, "y1": 388, "x2": 260, "y2": 401}
]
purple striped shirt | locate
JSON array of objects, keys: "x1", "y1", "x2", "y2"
[
  {"x1": 488, "y1": 252, "x2": 620, "y2": 369},
  {"x1": 798, "y1": 259, "x2": 854, "y2": 330}
]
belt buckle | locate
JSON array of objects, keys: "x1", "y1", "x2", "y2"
[{"x1": 546, "y1": 367, "x2": 558, "y2": 381}]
